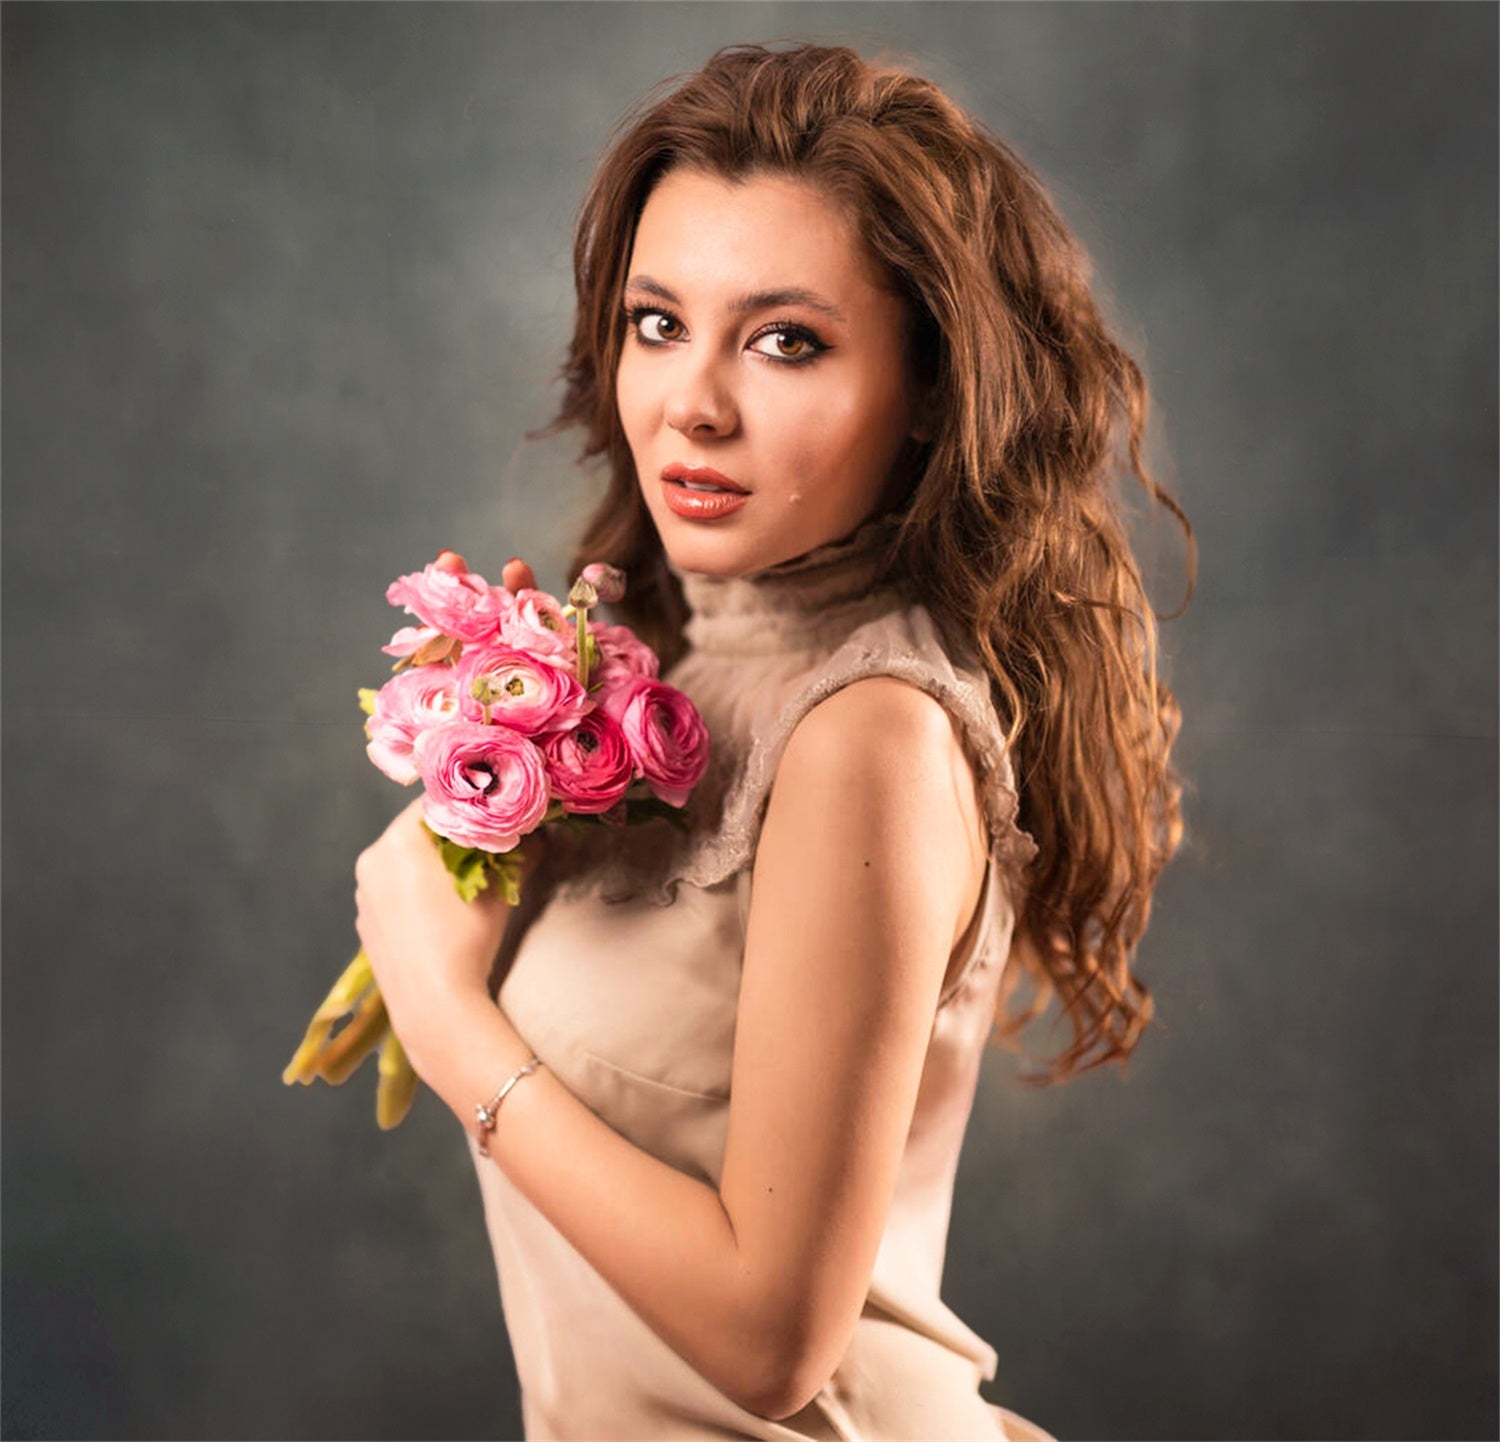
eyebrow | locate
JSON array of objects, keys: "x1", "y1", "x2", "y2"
[{"x1": 623, "y1": 275, "x2": 848, "y2": 324}]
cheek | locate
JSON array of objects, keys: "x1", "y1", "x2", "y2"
[
  {"x1": 614, "y1": 355, "x2": 650, "y2": 442},
  {"x1": 758, "y1": 372, "x2": 907, "y2": 491},
  {"x1": 615, "y1": 361, "x2": 665, "y2": 513}
]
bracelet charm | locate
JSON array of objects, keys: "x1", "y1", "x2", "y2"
[{"x1": 475, "y1": 1054, "x2": 544, "y2": 1157}]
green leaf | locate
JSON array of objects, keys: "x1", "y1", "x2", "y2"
[
  {"x1": 496, "y1": 861, "x2": 521, "y2": 908},
  {"x1": 433, "y1": 837, "x2": 493, "y2": 902},
  {"x1": 626, "y1": 794, "x2": 692, "y2": 830},
  {"x1": 421, "y1": 826, "x2": 532, "y2": 906},
  {"x1": 483, "y1": 849, "x2": 524, "y2": 907},
  {"x1": 453, "y1": 864, "x2": 490, "y2": 904}
]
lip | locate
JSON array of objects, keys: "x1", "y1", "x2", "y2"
[
  {"x1": 660, "y1": 475, "x2": 750, "y2": 521},
  {"x1": 660, "y1": 463, "x2": 749, "y2": 494}
]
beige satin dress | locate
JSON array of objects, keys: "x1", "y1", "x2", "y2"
[{"x1": 467, "y1": 514, "x2": 1053, "y2": 1441}]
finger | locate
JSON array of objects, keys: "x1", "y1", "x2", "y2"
[{"x1": 502, "y1": 557, "x2": 536, "y2": 593}]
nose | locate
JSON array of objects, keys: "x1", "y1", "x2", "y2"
[{"x1": 663, "y1": 353, "x2": 739, "y2": 440}]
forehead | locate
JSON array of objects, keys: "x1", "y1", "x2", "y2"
[{"x1": 627, "y1": 166, "x2": 896, "y2": 305}]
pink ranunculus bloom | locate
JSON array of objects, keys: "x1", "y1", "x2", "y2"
[
  {"x1": 500, "y1": 587, "x2": 575, "y2": 666},
  {"x1": 586, "y1": 621, "x2": 660, "y2": 693},
  {"x1": 365, "y1": 666, "x2": 462, "y2": 785},
  {"x1": 453, "y1": 642, "x2": 591, "y2": 736},
  {"x1": 413, "y1": 722, "x2": 550, "y2": 853},
  {"x1": 381, "y1": 624, "x2": 442, "y2": 658},
  {"x1": 386, "y1": 561, "x2": 514, "y2": 645},
  {"x1": 537, "y1": 709, "x2": 635, "y2": 814},
  {"x1": 599, "y1": 677, "x2": 711, "y2": 808}
]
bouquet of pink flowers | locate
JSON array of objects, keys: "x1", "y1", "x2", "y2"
[{"x1": 282, "y1": 549, "x2": 711, "y2": 1129}]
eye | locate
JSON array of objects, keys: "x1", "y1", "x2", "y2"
[
  {"x1": 622, "y1": 305, "x2": 684, "y2": 344},
  {"x1": 747, "y1": 325, "x2": 826, "y2": 364}
]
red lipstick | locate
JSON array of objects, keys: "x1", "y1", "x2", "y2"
[
  {"x1": 660, "y1": 463, "x2": 751, "y2": 521},
  {"x1": 661, "y1": 464, "x2": 749, "y2": 493}
]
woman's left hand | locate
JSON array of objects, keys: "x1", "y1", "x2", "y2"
[{"x1": 353, "y1": 796, "x2": 521, "y2": 1070}]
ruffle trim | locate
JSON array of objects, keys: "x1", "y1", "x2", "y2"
[{"x1": 550, "y1": 604, "x2": 1040, "y2": 910}]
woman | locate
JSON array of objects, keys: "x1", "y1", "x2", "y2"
[{"x1": 352, "y1": 41, "x2": 1192, "y2": 1440}]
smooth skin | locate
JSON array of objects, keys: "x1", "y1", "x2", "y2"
[
  {"x1": 617, "y1": 164, "x2": 932, "y2": 576},
  {"x1": 353, "y1": 167, "x2": 989, "y2": 1421}
]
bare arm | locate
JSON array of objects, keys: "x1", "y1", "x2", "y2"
[
  {"x1": 416, "y1": 1000, "x2": 773, "y2": 1405},
  {"x1": 414, "y1": 675, "x2": 985, "y2": 1418},
  {"x1": 718, "y1": 675, "x2": 986, "y2": 1415}
]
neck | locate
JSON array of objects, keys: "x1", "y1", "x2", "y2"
[{"x1": 668, "y1": 512, "x2": 907, "y2": 658}]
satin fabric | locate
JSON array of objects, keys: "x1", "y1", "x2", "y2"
[{"x1": 467, "y1": 515, "x2": 1052, "y2": 1440}]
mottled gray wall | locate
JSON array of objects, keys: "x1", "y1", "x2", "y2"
[{"x1": 3, "y1": 4, "x2": 1494, "y2": 1439}]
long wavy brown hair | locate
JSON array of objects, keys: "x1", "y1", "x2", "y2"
[{"x1": 526, "y1": 41, "x2": 1196, "y2": 1082}]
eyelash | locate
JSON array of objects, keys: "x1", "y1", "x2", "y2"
[{"x1": 620, "y1": 303, "x2": 830, "y2": 366}]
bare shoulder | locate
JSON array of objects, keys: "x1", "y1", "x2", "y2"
[
  {"x1": 769, "y1": 674, "x2": 987, "y2": 947},
  {"x1": 782, "y1": 674, "x2": 963, "y2": 771}
]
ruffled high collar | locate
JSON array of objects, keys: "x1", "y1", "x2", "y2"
[{"x1": 670, "y1": 512, "x2": 908, "y2": 657}]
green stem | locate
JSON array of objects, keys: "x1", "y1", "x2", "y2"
[{"x1": 575, "y1": 608, "x2": 590, "y2": 688}]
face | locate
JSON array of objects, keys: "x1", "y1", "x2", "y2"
[{"x1": 614, "y1": 165, "x2": 928, "y2": 577}]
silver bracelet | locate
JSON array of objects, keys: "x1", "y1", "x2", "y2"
[{"x1": 475, "y1": 1053, "x2": 544, "y2": 1157}]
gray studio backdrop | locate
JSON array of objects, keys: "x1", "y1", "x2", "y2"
[{"x1": 4, "y1": 4, "x2": 1495, "y2": 1440}]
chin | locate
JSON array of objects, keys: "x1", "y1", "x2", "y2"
[
  {"x1": 658, "y1": 526, "x2": 766, "y2": 578},
  {"x1": 648, "y1": 493, "x2": 864, "y2": 578}
]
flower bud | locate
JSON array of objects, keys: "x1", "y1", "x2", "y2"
[
  {"x1": 580, "y1": 562, "x2": 627, "y2": 605},
  {"x1": 433, "y1": 550, "x2": 469, "y2": 575}
]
